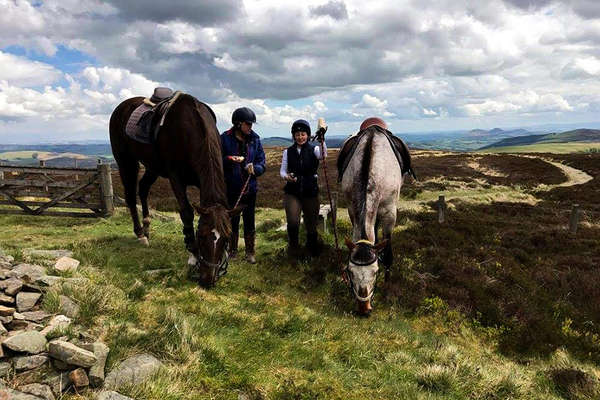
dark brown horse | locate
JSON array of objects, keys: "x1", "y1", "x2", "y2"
[{"x1": 109, "y1": 93, "x2": 241, "y2": 287}]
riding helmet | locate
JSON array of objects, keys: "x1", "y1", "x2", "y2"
[
  {"x1": 360, "y1": 117, "x2": 387, "y2": 132},
  {"x1": 291, "y1": 119, "x2": 311, "y2": 137},
  {"x1": 232, "y1": 107, "x2": 257, "y2": 125}
]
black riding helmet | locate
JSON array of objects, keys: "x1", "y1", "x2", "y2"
[
  {"x1": 232, "y1": 107, "x2": 257, "y2": 125},
  {"x1": 291, "y1": 119, "x2": 311, "y2": 139}
]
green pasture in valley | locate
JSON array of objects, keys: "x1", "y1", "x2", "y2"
[
  {"x1": 478, "y1": 142, "x2": 600, "y2": 154},
  {"x1": 0, "y1": 151, "x2": 53, "y2": 160}
]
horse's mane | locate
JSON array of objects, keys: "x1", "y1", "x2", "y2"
[
  {"x1": 184, "y1": 94, "x2": 228, "y2": 207},
  {"x1": 356, "y1": 128, "x2": 376, "y2": 238}
]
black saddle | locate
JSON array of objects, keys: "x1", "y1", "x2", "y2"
[{"x1": 337, "y1": 125, "x2": 416, "y2": 182}]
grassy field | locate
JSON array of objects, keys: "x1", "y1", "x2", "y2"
[
  {"x1": 1, "y1": 150, "x2": 600, "y2": 399},
  {"x1": 0, "y1": 151, "x2": 54, "y2": 160},
  {"x1": 477, "y1": 142, "x2": 600, "y2": 154}
]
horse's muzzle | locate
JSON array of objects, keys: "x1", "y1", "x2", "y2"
[{"x1": 193, "y1": 250, "x2": 229, "y2": 287}]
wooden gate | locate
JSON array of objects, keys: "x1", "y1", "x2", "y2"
[{"x1": 0, "y1": 161, "x2": 114, "y2": 218}]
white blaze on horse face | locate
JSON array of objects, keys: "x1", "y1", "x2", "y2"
[
  {"x1": 212, "y1": 229, "x2": 220, "y2": 251},
  {"x1": 348, "y1": 261, "x2": 379, "y2": 301},
  {"x1": 187, "y1": 253, "x2": 198, "y2": 266}
]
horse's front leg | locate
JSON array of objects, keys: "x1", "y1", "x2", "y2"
[
  {"x1": 139, "y1": 170, "x2": 158, "y2": 239},
  {"x1": 168, "y1": 176, "x2": 196, "y2": 259},
  {"x1": 118, "y1": 159, "x2": 146, "y2": 245}
]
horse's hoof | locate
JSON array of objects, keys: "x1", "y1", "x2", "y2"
[{"x1": 138, "y1": 236, "x2": 149, "y2": 246}]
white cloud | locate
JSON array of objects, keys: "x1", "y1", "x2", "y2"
[{"x1": 0, "y1": 52, "x2": 62, "y2": 87}]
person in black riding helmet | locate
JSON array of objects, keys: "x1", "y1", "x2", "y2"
[
  {"x1": 221, "y1": 107, "x2": 266, "y2": 264},
  {"x1": 280, "y1": 119, "x2": 327, "y2": 258}
]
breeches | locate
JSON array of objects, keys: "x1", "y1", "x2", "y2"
[
  {"x1": 284, "y1": 194, "x2": 319, "y2": 234},
  {"x1": 228, "y1": 191, "x2": 257, "y2": 235}
]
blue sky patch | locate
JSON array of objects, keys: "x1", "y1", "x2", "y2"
[{"x1": 2, "y1": 44, "x2": 98, "y2": 75}]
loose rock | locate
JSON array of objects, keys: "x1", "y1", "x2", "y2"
[
  {"x1": 13, "y1": 354, "x2": 49, "y2": 371},
  {"x1": 54, "y1": 257, "x2": 80, "y2": 273},
  {"x1": 2, "y1": 331, "x2": 47, "y2": 354},
  {"x1": 0, "y1": 361, "x2": 11, "y2": 377},
  {"x1": 16, "y1": 292, "x2": 42, "y2": 312},
  {"x1": 0, "y1": 294, "x2": 15, "y2": 305},
  {"x1": 40, "y1": 315, "x2": 72, "y2": 336},
  {"x1": 23, "y1": 249, "x2": 73, "y2": 260},
  {"x1": 0, "y1": 305, "x2": 15, "y2": 316},
  {"x1": 97, "y1": 391, "x2": 134, "y2": 400},
  {"x1": 43, "y1": 371, "x2": 71, "y2": 396},
  {"x1": 19, "y1": 383, "x2": 55, "y2": 400},
  {"x1": 0, "y1": 278, "x2": 23, "y2": 296},
  {"x1": 82, "y1": 342, "x2": 109, "y2": 387},
  {"x1": 104, "y1": 353, "x2": 162, "y2": 390},
  {"x1": 69, "y1": 368, "x2": 89, "y2": 388},
  {"x1": 20, "y1": 311, "x2": 51, "y2": 323},
  {"x1": 47, "y1": 340, "x2": 97, "y2": 368},
  {"x1": 9, "y1": 264, "x2": 47, "y2": 281},
  {"x1": 59, "y1": 296, "x2": 79, "y2": 318},
  {"x1": 0, "y1": 387, "x2": 44, "y2": 399}
]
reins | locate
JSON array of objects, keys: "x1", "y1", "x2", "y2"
[
  {"x1": 233, "y1": 175, "x2": 251, "y2": 209},
  {"x1": 313, "y1": 119, "x2": 349, "y2": 284}
]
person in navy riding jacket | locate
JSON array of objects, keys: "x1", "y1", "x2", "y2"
[
  {"x1": 221, "y1": 107, "x2": 266, "y2": 264},
  {"x1": 280, "y1": 119, "x2": 327, "y2": 258}
]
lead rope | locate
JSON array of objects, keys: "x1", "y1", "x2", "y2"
[{"x1": 316, "y1": 128, "x2": 349, "y2": 284}]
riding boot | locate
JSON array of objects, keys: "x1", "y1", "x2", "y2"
[
  {"x1": 306, "y1": 232, "x2": 321, "y2": 257},
  {"x1": 287, "y1": 226, "x2": 301, "y2": 258},
  {"x1": 229, "y1": 231, "x2": 239, "y2": 259},
  {"x1": 244, "y1": 231, "x2": 256, "y2": 264}
]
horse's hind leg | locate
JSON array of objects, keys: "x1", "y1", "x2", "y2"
[{"x1": 139, "y1": 170, "x2": 158, "y2": 239}]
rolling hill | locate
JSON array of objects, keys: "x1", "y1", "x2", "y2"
[{"x1": 480, "y1": 128, "x2": 600, "y2": 150}]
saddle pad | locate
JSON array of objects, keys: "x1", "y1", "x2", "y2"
[{"x1": 125, "y1": 103, "x2": 153, "y2": 144}]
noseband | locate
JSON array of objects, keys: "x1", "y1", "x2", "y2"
[
  {"x1": 343, "y1": 239, "x2": 378, "y2": 302},
  {"x1": 196, "y1": 249, "x2": 229, "y2": 283}
]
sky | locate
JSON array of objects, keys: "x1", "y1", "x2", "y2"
[{"x1": 1, "y1": 0, "x2": 600, "y2": 143}]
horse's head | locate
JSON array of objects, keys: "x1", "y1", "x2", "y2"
[
  {"x1": 191, "y1": 204, "x2": 243, "y2": 287},
  {"x1": 344, "y1": 238, "x2": 387, "y2": 316}
]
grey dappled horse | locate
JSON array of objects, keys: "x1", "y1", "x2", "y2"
[{"x1": 339, "y1": 125, "x2": 412, "y2": 315}]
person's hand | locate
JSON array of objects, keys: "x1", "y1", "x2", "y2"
[
  {"x1": 285, "y1": 173, "x2": 297, "y2": 182},
  {"x1": 315, "y1": 126, "x2": 327, "y2": 142},
  {"x1": 245, "y1": 163, "x2": 255, "y2": 175},
  {"x1": 228, "y1": 155, "x2": 245, "y2": 163}
]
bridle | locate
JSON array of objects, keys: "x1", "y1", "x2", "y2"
[
  {"x1": 194, "y1": 244, "x2": 229, "y2": 285},
  {"x1": 343, "y1": 239, "x2": 379, "y2": 302}
]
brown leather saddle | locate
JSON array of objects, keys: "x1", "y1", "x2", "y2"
[{"x1": 124, "y1": 88, "x2": 216, "y2": 145}]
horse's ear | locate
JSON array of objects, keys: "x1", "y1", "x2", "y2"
[
  {"x1": 192, "y1": 203, "x2": 209, "y2": 215},
  {"x1": 228, "y1": 204, "x2": 246, "y2": 217},
  {"x1": 374, "y1": 240, "x2": 388, "y2": 253},
  {"x1": 345, "y1": 237, "x2": 355, "y2": 250}
]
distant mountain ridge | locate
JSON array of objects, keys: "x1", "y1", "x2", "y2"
[
  {"x1": 466, "y1": 128, "x2": 532, "y2": 137},
  {"x1": 480, "y1": 128, "x2": 600, "y2": 149}
]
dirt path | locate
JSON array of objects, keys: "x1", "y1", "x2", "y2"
[{"x1": 543, "y1": 159, "x2": 593, "y2": 187}]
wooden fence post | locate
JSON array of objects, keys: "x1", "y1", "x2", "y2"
[
  {"x1": 98, "y1": 161, "x2": 114, "y2": 217},
  {"x1": 438, "y1": 195, "x2": 446, "y2": 224},
  {"x1": 569, "y1": 204, "x2": 580, "y2": 234}
]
